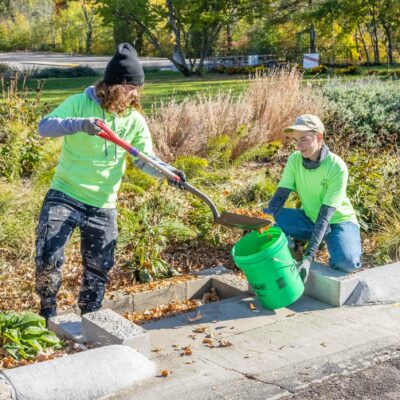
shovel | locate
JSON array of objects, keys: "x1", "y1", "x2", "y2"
[{"x1": 95, "y1": 120, "x2": 271, "y2": 230}]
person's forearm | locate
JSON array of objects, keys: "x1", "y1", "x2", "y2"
[
  {"x1": 264, "y1": 187, "x2": 291, "y2": 216},
  {"x1": 305, "y1": 205, "x2": 336, "y2": 259},
  {"x1": 133, "y1": 156, "x2": 176, "y2": 179},
  {"x1": 38, "y1": 117, "x2": 86, "y2": 137}
]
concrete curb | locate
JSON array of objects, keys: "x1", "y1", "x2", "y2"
[
  {"x1": 0, "y1": 345, "x2": 155, "y2": 400},
  {"x1": 102, "y1": 266, "x2": 249, "y2": 314},
  {"x1": 305, "y1": 261, "x2": 400, "y2": 307}
]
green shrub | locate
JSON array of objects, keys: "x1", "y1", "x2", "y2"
[
  {"x1": 346, "y1": 151, "x2": 399, "y2": 232},
  {"x1": 306, "y1": 65, "x2": 328, "y2": 75},
  {"x1": 321, "y1": 79, "x2": 400, "y2": 148},
  {"x1": 373, "y1": 207, "x2": 400, "y2": 265},
  {"x1": 123, "y1": 161, "x2": 157, "y2": 190},
  {"x1": 31, "y1": 66, "x2": 98, "y2": 79},
  {"x1": 174, "y1": 155, "x2": 209, "y2": 179},
  {"x1": 207, "y1": 125, "x2": 248, "y2": 167},
  {"x1": 227, "y1": 176, "x2": 277, "y2": 207},
  {"x1": 0, "y1": 74, "x2": 45, "y2": 180},
  {"x1": 334, "y1": 65, "x2": 358, "y2": 75},
  {"x1": 160, "y1": 219, "x2": 198, "y2": 242},
  {"x1": 0, "y1": 312, "x2": 63, "y2": 360},
  {"x1": 234, "y1": 141, "x2": 281, "y2": 165},
  {"x1": 0, "y1": 63, "x2": 11, "y2": 74}
]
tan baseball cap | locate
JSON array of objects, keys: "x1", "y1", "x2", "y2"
[{"x1": 284, "y1": 114, "x2": 325, "y2": 134}]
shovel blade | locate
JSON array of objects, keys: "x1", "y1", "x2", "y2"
[{"x1": 216, "y1": 211, "x2": 272, "y2": 230}]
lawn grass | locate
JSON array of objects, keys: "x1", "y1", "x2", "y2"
[
  {"x1": 25, "y1": 71, "x2": 248, "y2": 113},
  {"x1": 23, "y1": 65, "x2": 399, "y2": 114}
]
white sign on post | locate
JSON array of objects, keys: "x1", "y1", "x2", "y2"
[
  {"x1": 248, "y1": 55, "x2": 259, "y2": 66},
  {"x1": 303, "y1": 53, "x2": 320, "y2": 69}
]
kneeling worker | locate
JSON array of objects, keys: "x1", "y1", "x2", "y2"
[{"x1": 263, "y1": 114, "x2": 361, "y2": 282}]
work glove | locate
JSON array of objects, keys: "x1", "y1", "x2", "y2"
[
  {"x1": 81, "y1": 118, "x2": 103, "y2": 136},
  {"x1": 297, "y1": 256, "x2": 312, "y2": 283},
  {"x1": 168, "y1": 169, "x2": 187, "y2": 189}
]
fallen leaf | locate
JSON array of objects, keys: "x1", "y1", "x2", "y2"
[
  {"x1": 219, "y1": 339, "x2": 233, "y2": 347},
  {"x1": 187, "y1": 311, "x2": 203, "y2": 322},
  {"x1": 152, "y1": 347, "x2": 162, "y2": 353},
  {"x1": 286, "y1": 313, "x2": 296, "y2": 317},
  {"x1": 249, "y1": 303, "x2": 256, "y2": 311},
  {"x1": 182, "y1": 347, "x2": 193, "y2": 356},
  {"x1": 193, "y1": 326, "x2": 207, "y2": 333},
  {"x1": 203, "y1": 338, "x2": 214, "y2": 347}
]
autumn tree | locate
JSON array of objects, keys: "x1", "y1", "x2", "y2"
[{"x1": 96, "y1": 0, "x2": 271, "y2": 76}]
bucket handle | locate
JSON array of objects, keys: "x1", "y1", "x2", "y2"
[{"x1": 271, "y1": 257, "x2": 296, "y2": 268}]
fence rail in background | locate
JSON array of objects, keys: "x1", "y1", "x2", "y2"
[{"x1": 204, "y1": 54, "x2": 286, "y2": 70}]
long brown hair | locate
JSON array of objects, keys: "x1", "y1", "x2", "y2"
[{"x1": 95, "y1": 80, "x2": 142, "y2": 115}]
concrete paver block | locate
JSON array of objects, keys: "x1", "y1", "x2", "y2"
[
  {"x1": 48, "y1": 313, "x2": 85, "y2": 343},
  {"x1": 212, "y1": 277, "x2": 248, "y2": 299},
  {"x1": 132, "y1": 284, "x2": 186, "y2": 312},
  {"x1": 186, "y1": 276, "x2": 212, "y2": 300},
  {"x1": 0, "y1": 377, "x2": 13, "y2": 400},
  {"x1": 305, "y1": 262, "x2": 360, "y2": 306},
  {"x1": 195, "y1": 265, "x2": 232, "y2": 276},
  {"x1": 103, "y1": 292, "x2": 134, "y2": 313},
  {"x1": 345, "y1": 262, "x2": 400, "y2": 305},
  {"x1": 1, "y1": 345, "x2": 155, "y2": 400},
  {"x1": 212, "y1": 273, "x2": 250, "y2": 294},
  {"x1": 82, "y1": 309, "x2": 150, "y2": 356}
]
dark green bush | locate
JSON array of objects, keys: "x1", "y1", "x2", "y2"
[
  {"x1": 31, "y1": 66, "x2": 98, "y2": 79},
  {"x1": 0, "y1": 63, "x2": 11, "y2": 74},
  {"x1": 306, "y1": 65, "x2": 328, "y2": 75},
  {"x1": 322, "y1": 79, "x2": 400, "y2": 148}
]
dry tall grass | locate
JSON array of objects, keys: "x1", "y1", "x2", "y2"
[{"x1": 149, "y1": 68, "x2": 324, "y2": 162}]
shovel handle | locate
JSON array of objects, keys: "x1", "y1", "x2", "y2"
[
  {"x1": 95, "y1": 120, "x2": 221, "y2": 221},
  {"x1": 181, "y1": 182, "x2": 220, "y2": 220},
  {"x1": 95, "y1": 120, "x2": 180, "y2": 182}
]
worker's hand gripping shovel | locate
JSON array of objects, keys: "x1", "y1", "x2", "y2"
[{"x1": 96, "y1": 120, "x2": 271, "y2": 230}]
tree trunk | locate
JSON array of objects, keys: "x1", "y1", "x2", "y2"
[
  {"x1": 382, "y1": 22, "x2": 394, "y2": 64},
  {"x1": 226, "y1": 24, "x2": 233, "y2": 54},
  {"x1": 308, "y1": 0, "x2": 316, "y2": 53},
  {"x1": 358, "y1": 25, "x2": 371, "y2": 65},
  {"x1": 368, "y1": 4, "x2": 380, "y2": 64},
  {"x1": 81, "y1": 0, "x2": 93, "y2": 54}
]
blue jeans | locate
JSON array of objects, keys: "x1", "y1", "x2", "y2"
[
  {"x1": 35, "y1": 189, "x2": 118, "y2": 319},
  {"x1": 275, "y1": 208, "x2": 362, "y2": 273}
]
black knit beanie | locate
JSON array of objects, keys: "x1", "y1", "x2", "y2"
[{"x1": 103, "y1": 43, "x2": 144, "y2": 85}]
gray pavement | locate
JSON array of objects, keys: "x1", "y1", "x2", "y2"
[
  {"x1": 0, "y1": 51, "x2": 173, "y2": 71},
  {"x1": 100, "y1": 295, "x2": 400, "y2": 400},
  {"x1": 286, "y1": 357, "x2": 400, "y2": 400}
]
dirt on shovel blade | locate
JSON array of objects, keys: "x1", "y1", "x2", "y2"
[{"x1": 217, "y1": 211, "x2": 272, "y2": 230}]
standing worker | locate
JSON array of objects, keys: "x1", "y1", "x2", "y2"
[
  {"x1": 35, "y1": 43, "x2": 186, "y2": 322},
  {"x1": 263, "y1": 115, "x2": 361, "y2": 282}
]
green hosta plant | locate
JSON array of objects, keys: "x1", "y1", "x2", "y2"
[{"x1": 0, "y1": 312, "x2": 63, "y2": 360}]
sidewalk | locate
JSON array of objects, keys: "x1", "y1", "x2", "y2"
[{"x1": 101, "y1": 296, "x2": 400, "y2": 400}]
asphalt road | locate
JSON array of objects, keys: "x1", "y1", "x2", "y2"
[
  {"x1": 0, "y1": 51, "x2": 173, "y2": 71},
  {"x1": 286, "y1": 357, "x2": 400, "y2": 400}
]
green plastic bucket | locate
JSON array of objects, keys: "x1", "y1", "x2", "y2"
[{"x1": 231, "y1": 226, "x2": 304, "y2": 310}]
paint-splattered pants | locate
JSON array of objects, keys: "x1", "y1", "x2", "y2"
[{"x1": 35, "y1": 189, "x2": 118, "y2": 319}]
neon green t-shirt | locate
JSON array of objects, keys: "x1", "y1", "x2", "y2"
[
  {"x1": 46, "y1": 93, "x2": 156, "y2": 208},
  {"x1": 278, "y1": 151, "x2": 358, "y2": 225}
]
